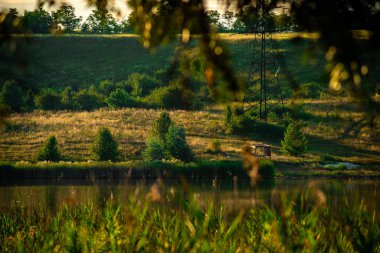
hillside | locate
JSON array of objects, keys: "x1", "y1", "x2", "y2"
[
  {"x1": 1, "y1": 33, "x2": 330, "y2": 94},
  {"x1": 1, "y1": 33, "x2": 379, "y2": 166},
  {"x1": 1, "y1": 100, "x2": 379, "y2": 165}
]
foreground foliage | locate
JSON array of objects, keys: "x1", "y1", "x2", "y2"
[{"x1": 0, "y1": 193, "x2": 379, "y2": 252}]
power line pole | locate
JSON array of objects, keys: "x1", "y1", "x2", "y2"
[{"x1": 243, "y1": 1, "x2": 284, "y2": 123}]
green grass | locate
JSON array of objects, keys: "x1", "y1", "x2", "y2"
[
  {"x1": 1, "y1": 33, "x2": 331, "y2": 91},
  {"x1": 0, "y1": 160, "x2": 249, "y2": 180},
  {"x1": 1, "y1": 160, "x2": 380, "y2": 179},
  {"x1": 0, "y1": 191, "x2": 379, "y2": 252}
]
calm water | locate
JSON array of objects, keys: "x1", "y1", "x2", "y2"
[{"x1": 0, "y1": 178, "x2": 379, "y2": 213}]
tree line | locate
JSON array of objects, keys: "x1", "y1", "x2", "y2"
[
  {"x1": 2, "y1": 5, "x2": 295, "y2": 34},
  {"x1": 3, "y1": 6, "x2": 132, "y2": 34}
]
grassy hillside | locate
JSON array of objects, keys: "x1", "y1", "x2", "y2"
[
  {"x1": 1, "y1": 33, "x2": 329, "y2": 94},
  {"x1": 1, "y1": 99, "x2": 379, "y2": 165},
  {"x1": 0, "y1": 33, "x2": 379, "y2": 166}
]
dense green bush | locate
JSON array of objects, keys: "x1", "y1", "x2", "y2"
[
  {"x1": 36, "y1": 136, "x2": 61, "y2": 161},
  {"x1": 142, "y1": 138, "x2": 169, "y2": 161},
  {"x1": 91, "y1": 128, "x2": 118, "y2": 161},
  {"x1": 106, "y1": 88, "x2": 140, "y2": 108},
  {"x1": 74, "y1": 89, "x2": 104, "y2": 111},
  {"x1": 126, "y1": 73, "x2": 160, "y2": 97},
  {"x1": 0, "y1": 80, "x2": 25, "y2": 112},
  {"x1": 146, "y1": 85, "x2": 183, "y2": 109},
  {"x1": 165, "y1": 125, "x2": 194, "y2": 162},
  {"x1": 34, "y1": 90, "x2": 62, "y2": 110},
  {"x1": 281, "y1": 121, "x2": 308, "y2": 156}
]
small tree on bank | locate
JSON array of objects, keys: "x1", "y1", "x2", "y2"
[
  {"x1": 153, "y1": 111, "x2": 172, "y2": 141},
  {"x1": 37, "y1": 136, "x2": 61, "y2": 161},
  {"x1": 165, "y1": 125, "x2": 194, "y2": 162},
  {"x1": 281, "y1": 121, "x2": 308, "y2": 156},
  {"x1": 144, "y1": 111, "x2": 193, "y2": 162},
  {"x1": 91, "y1": 127, "x2": 118, "y2": 161}
]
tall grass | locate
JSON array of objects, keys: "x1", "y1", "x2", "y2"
[{"x1": 0, "y1": 192, "x2": 379, "y2": 252}]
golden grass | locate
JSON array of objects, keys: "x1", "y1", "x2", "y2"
[{"x1": 0, "y1": 99, "x2": 379, "y2": 163}]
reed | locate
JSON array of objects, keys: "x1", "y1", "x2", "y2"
[{"x1": 0, "y1": 192, "x2": 379, "y2": 252}]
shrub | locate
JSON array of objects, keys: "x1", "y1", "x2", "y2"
[
  {"x1": 224, "y1": 105, "x2": 248, "y2": 134},
  {"x1": 61, "y1": 87, "x2": 75, "y2": 110},
  {"x1": 91, "y1": 128, "x2": 118, "y2": 161},
  {"x1": 0, "y1": 80, "x2": 25, "y2": 112},
  {"x1": 106, "y1": 88, "x2": 140, "y2": 108},
  {"x1": 142, "y1": 138, "x2": 169, "y2": 161},
  {"x1": 165, "y1": 125, "x2": 194, "y2": 162},
  {"x1": 146, "y1": 85, "x2": 182, "y2": 109},
  {"x1": 34, "y1": 90, "x2": 62, "y2": 110},
  {"x1": 126, "y1": 73, "x2": 160, "y2": 97},
  {"x1": 36, "y1": 136, "x2": 61, "y2": 161},
  {"x1": 207, "y1": 139, "x2": 222, "y2": 153},
  {"x1": 98, "y1": 80, "x2": 117, "y2": 95},
  {"x1": 152, "y1": 111, "x2": 172, "y2": 141},
  {"x1": 74, "y1": 89, "x2": 103, "y2": 111},
  {"x1": 281, "y1": 121, "x2": 308, "y2": 156},
  {"x1": 258, "y1": 159, "x2": 276, "y2": 179},
  {"x1": 292, "y1": 82, "x2": 322, "y2": 99}
]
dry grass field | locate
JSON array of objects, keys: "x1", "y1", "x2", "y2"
[{"x1": 1, "y1": 98, "x2": 379, "y2": 164}]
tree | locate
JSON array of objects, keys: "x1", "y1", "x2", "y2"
[
  {"x1": 0, "y1": 80, "x2": 25, "y2": 111},
  {"x1": 22, "y1": 8, "x2": 52, "y2": 33},
  {"x1": 82, "y1": 9, "x2": 118, "y2": 34},
  {"x1": 165, "y1": 125, "x2": 194, "y2": 162},
  {"x1": 205, "y1": 10, "x2": 221, "y2": 30},
  {"x1": 152, "y1": 111, "x2": 172, "y2": 141},
  {"x1": 34, "y1": 90, "x2": 61, "y2": 110},
  {"x1": 144, "y1": 112, "x2": 194, "y2": 162},
  {"x1": 106, "y1": 88, "x2": 137, "y2": 108},
  {"x1": 73, "y1": 89, "x2": 103, "y2": 111},
  {"x1": 281, "y1": 121, "x2": 308, "y2": 156},
  {"x1": 119, "y1": 19, "x2": 132, "y2": 33},
  {"x1": 61, "y1": 87, "x2": 75, "y2": 110},
  {"x1": 221, "y1": 11, "x2": 235, "y2": 32},
  {"x1": 52, "y1": 5, "x2": 82, "y2": 33},
  {"x1": 91, "y1": 127, "x2": 118, "y2": 161},
  {"x1": 37, "y1": 136, "x2": 61, "y2": 161}
]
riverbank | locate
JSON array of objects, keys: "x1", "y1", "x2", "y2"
[{"x1": 1, "y1": 160, "x2": 380, "y2": 180}]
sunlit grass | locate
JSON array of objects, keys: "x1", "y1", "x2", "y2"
[{"x1": 0, "y1": 98, "x2": 379, "y2": 165}]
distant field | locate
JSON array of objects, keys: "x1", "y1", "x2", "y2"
[
  {"x1": 1, "y1": 99, "x2": 379, "y2": 164},
  {"x1": 1, "y1": 33, "x2": 379, "y2": 166},
  {"x1": 1, "y1": 33, "x2": 330, "y2": 94}
]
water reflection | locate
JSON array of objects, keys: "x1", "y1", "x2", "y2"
[{"x1": 0, "y1": 178, "x2": 379, "y2": 214}]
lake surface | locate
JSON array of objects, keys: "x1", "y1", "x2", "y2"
[{"x1": 0, "y1": 178, "x2": 379, "y2": 214}]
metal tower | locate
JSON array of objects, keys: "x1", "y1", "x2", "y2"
[{"x1": 243, "y1": 3, "x2": 284, "y2": 123}]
